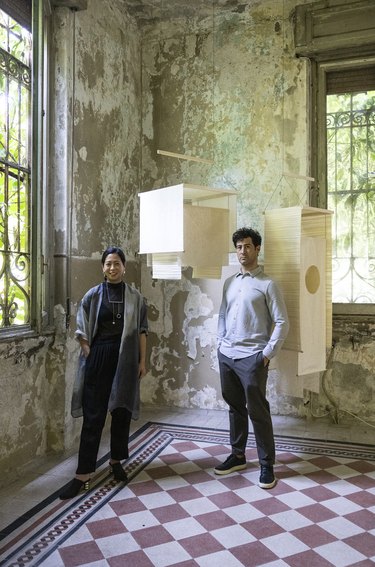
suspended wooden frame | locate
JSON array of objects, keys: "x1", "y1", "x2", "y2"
[{"x1": 139, "y1": 184, "x2": 237, "y2": 279}]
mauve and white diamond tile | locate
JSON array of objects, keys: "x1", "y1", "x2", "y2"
[
  {"x1": 108, "y1": 550, "x2": 155, "y2": 567},
  {"x1": 119, "y1": 508, "x2": 161, "y2": 531},
  {"x1": 284, "y1": 548, "x2": 334, "y2": 567},
  {"x1": 151, "y1": 503, "x2": 190, "y2": 524},
  {"x1": 274, "y1": 490, "x2": 316, "y2": 509},
  {"x1": 144, "y1": 540, "x2": 192, "y2": 567},
  {"x1": 279, "y1": 475, "x2": 320, "y2": 490},
  {"x1": 58, "y1": 541, "x2": 105, "y2": 566},
  {"x1": 168, "y1": 461, "x2": 204, "y2": 475},
  {"x1": 154, "y1": 475, "x2": 190, "y2": 491},
  {"x1": 195, "y1": 549, "x2": 246, "y2": 567},
  {"x1": 343, "y1": 532, "x2": 375, "y2": 558},
  {"x1": 259, "y1": 561, "x2": 290, "y2": 567},
  {"x1": 233, "y1": 485, "x2": 274, "y2": 502},
  {"x1": 241, "y1": 516, "x2": 284, "y2": 539},
  {"x1": 318, "y1": 516, "x2": 365, "y2": 539},
  {"x1": 320, "y1": 478, "x2": 362, "y2": 496},
  {"x1": 163, "y1": 516, "x2": 207, "y2": 540},
  {"x1": 279, "y1": 460, "x2": 320, "y2": 475},
  {"x1": 193, "y1": 479, "x2": 233, "y2": 497},
  {"x1": 260, "y1": 531, "x2": 310, "y2": 558},
  {"x1": 87, "y1": 516, "x2": 127, "y2": 539},
  {"x1": 346, "y1": 489, "x2": 375, "y2": 508},
  {"x1": 314, "y1": 540, "x2": 367, "y2": 566},
  {"x1": 223, "y1": 502, "x2": 265, "y2": 523},
  {"x1": 167, "y1": 484, "x2": 203, "y2": 502},
  {"x1": 297, "y1": 502, "x2": 337, "y2": 523},
  {"x1": 95, "y1": 531, "x2": 139, "y2": 558},
  {"x1": 195, "y1": 510, "x2": 236, "y2": 531},
  {"x1": 230, "y1": 541, "x2": 279, "y2": 566},
  {"x1": 268, "y1": 509, "x2": 313, "y2": 531},
  {"x1": 180, "y1": 497, "x2": 219, "y2": 516},
  {"x1": 138, "y1": 489, "x2": 176, "y2": 509},
  {"x1": 131, "y1": 524, "x2": 173, "y2": 548},
  {"x1": 251, "y1": 496, "x2": 289, "y2": 516},
  {"x1": 211, "y1": 524, "x2": 256, "y2": 548},
  {"x1": 320, "y1": 495, "x2": 363, "y2": 515},
  {"x1": 300, "y1": 484, "x2": 347, "y2": 502},
  {"x1": 327, "y1": 464, "x2": 366, "y2": 479},
  {"x1": 344, "y1": 509, "x2": 375, "y2": 530},
  {"x1": 291, "y1": 524, "x2": 337, "y2": 547},
  {"x1": 178, "y1": 531, "x2": 225, "y2": 557}
]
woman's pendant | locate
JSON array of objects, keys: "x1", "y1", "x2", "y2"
[{"x1": 116, "y1": 313, "x2": 122, "y2": 319}]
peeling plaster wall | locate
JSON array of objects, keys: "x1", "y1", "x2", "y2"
[
  {"x1": 1, "y1": 0, "x2": 374, "y2": 490},
  {"x1": 139, "y1": 0, "x2": 311, "y2": 413},
  {"x1": 0, "y1": 336, "x2": 56, "y2": 483},
  {"x1": 72, "y1": 0, "x2": 142, "y2": 257},
  {"x1": 139, "y1": 0, "x2": 375, "y2": 424},
  {"x1": 65, "y1": 0, "x2": 143, "y2": 447},
  {"x1": 0, "y1": 0, "x2": 143, "y2": 487}
]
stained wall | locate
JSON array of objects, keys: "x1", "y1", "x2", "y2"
[
  {"x1": 138, "y1": 0, "x2": 375, "y2": 424},
  {"x1": 0, "y1": 0, "x2": 374, "y2": 489}
]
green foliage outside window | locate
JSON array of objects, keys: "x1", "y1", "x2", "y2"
[
  {"x1": 0, "y1": 10, "x2": 31, "y2": 328},
  {"x1": 327, "y1": 91, "x2": 375, "y2": 303}
]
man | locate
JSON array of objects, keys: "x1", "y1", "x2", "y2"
[{"x1": 215, "y1": 227, "x2": 289, "y2": 488}]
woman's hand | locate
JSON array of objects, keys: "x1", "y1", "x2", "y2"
[
  {"x1": 80, "y1": 339, "x2": 90, "y2": 359},
  {"x1": 138, "y1": 363, "x2": 147, "y2": 379}
]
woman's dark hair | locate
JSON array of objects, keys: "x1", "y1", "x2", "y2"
[
  {"x1": 232, "y1": 227, "x2": 262, "y2": 248},
  {"x1": 101, "y1": 246, "x2": 126, "y2": 265}
]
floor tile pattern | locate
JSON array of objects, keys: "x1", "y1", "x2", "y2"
[{"x1": 1, "y1": 423, "x2": 375, "y2": 567}]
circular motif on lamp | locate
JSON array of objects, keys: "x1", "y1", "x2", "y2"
[{"x1": 305, "y1": 265, "x2": 320, "y2": 294}]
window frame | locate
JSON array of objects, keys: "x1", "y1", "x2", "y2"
[
  {"x1": 0, "y1": 0, "x2": 50, "y2": 339},
  {"x1": 311, "y1": 56, "x2": 375, "y2": 315},
  {"x1": 294, "y1": 0, "x2": 375, "y2": 316}
]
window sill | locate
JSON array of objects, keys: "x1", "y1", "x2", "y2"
[{"x1": 333, "y1": 303, "x2": 375, "y2": 316}]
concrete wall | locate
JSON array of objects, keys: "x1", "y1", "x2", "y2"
[{"x1": 1, "y1": 0, "x2": 374, "y2": 489}]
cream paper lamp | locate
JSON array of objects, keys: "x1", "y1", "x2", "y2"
[
  {"x1": 138, "y1": 184, "x2": 237, "y2": 279},
  {"x1": 264, "y1": 206, "x2": 333, "y2": 377}
]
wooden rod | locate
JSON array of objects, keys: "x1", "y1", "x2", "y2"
[
  {"x1": 283, "y1": 171, "x2": 315, "y2": 182},
  {"x1": 157, "y1": 149, "x2": 213, "y2": 165}
]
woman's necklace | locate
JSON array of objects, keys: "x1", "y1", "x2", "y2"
[{"x1": 106, "y1": 282, "x2": 124, "y2": 325}]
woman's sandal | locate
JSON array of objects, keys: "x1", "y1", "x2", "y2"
[
  {"x1": 59, "y1": 477, "x2": 90, "y2": 500},
  {"x1": 110, "y1": 462, "x2": 128, "y2": 481}
]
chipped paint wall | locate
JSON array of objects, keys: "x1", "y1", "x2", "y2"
[
  {"x1": 64, "y1": 0, "x2": 143, "y2": 448},
  {"x1": 139, "y1": 0, "x2": 311, "y2": 412},
  {"x1": 138, "y1": 0, "x2": 375, "y2": 424},
  {"x1": 0, "y1": 0, "x2": 143, "y2": 487},
  {"x1": 1, "y1": 0, "x2": 374, "y2": 489}
]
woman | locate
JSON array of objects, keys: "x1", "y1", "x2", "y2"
[{"x1": 60, "y1": 246, "x2": 148, "y2": 499}]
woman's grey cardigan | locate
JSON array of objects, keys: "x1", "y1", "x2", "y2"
[{"x1": 71, "y1": 282, "x2": 148, "y2": 419}]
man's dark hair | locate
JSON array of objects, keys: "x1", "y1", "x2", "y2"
[
  {"x1": 232, "y1": 227, "x2": 262, "y2": 248},
  {"x1": 101, "y1": 246, "x2": 126, "y2": 265}
]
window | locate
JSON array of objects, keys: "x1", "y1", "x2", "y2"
[
  {"x1": 294, "y1": 0, "x2": 375, "y2": 312},
  {"x1": 0, "y1": 9, "x2": 32, "y2": 328},
  {"x1": 326, "y1": 70, "x2": 375, "y2": 303}
]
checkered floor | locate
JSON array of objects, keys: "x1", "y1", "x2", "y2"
[{"x1": 1, "y1": 423, "x2": 375, "y2": 567}]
